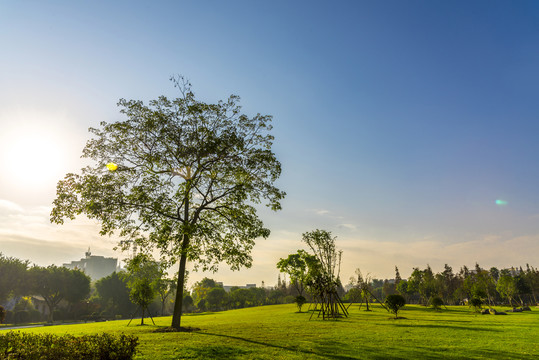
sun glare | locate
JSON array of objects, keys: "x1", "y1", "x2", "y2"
[{"x1": 0, "y1": 119, "x2": 69, "y2": 191}]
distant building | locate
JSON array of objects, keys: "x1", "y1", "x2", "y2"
[
  {"x1": 216, "y1": 282, "x2": 257, "y2": 292},
  {"x1": 63, "y1": 248, "x2": 119, "y2": 280}
]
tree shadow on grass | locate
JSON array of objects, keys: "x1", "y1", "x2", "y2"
[
  {"x1": 196, "y1": 332, "x2": 361, "y2": 360},
  {"x1": 178, "y1": 344, "x2": 251, "y2": 359},
  {"x1": 184, "y1": 312, "x2": 222, "y2": 317},
  {"x1": 185, "y1": 331, "x2": 533, "y2": 360},
  {"x1": 378, "y1": 323, "x2": 502, "y2": 332}
]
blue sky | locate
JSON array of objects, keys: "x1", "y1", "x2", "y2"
[{"x1": 1, "y1": 1, "x2": 538, "y2": 286}]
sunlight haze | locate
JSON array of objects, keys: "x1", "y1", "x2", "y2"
[{"x1": 1, "y1": 0, "x2": 538, "y2": 287}]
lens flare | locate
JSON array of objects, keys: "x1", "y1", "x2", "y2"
[
  {"x1": 106, "y1": 163, "x2": 118, "y2": 171},
  {"x1": 495, "y1": 199, "x2": 507, "y2": 205}
]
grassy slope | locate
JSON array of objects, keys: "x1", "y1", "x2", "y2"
[{"x1": 10, "y1": 304, "x2": 539, "y2": 359}]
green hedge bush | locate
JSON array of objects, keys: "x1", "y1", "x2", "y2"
[{"x1": 0, "y1": 332, "x2": 138, "y2": 359}]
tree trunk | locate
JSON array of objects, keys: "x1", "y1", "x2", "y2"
[
  {"x1": 141, "y1": 307, "x2": 145, "y2": 325},
  {"x1": 171, "y1": 188, "x2": 191, "y2": 330},
  {"x1": 171, "y1": 241, "x2": 189, "y2": 329}
]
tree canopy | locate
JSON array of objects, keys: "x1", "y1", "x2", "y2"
[
  {"x1": 28, "y1": 265, "x2": 90, "y2": 322},
  {"x1": 95, "y1": 271, "x2": 135, "y2": 318},
  {"x1": 51, "y1": 77, "x2": 284, "y2": 328},
  {"x1": 276, "y1": 250, "x2": 316, "y2": 297},
  {"x1": 0, "y1": 253, "x2": 28, "y2": 302}
]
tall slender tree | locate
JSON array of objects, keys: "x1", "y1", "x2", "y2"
[{"x1": 51, "y1": 77, "x2": 284, "y2": 329}]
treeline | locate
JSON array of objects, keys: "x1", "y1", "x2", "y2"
[
  {"x1": 186, "y1": 277, "x2": 299, "y2": 312},
  {"x1": 348, "y1": 263, "x2": 539, "y2": 307},
  {"x1": 0, "y1": 253, "x2": 172, "y2": 324},
  {"x1": 0, "y1": 253, "x2": 91, "y2": 323},
  {"x1": 277, "y1": 245, "x2": 539, "y2": 309},
  {"x1": 3, "y1": 250, "x2": 538, "y2": 325},
  {"x1": 0, "y1": 252, "x2": 298, "y2": 325}
]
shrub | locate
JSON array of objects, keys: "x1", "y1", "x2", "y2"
[
  {"x1": 385, "y1": 294, "x2": 406, "y2": 319},
  {"x1": 295, "y1": 295, "x2": 307, "y2": 312},
  {"x1": 430, "y1": 297, "x2": 444, "y2": 311},
  {"x1": 469, "y1": 297, "x2": 482, "y2": 313},
  {"x1": 0, "y1": 332, "x2": 138, "y2": 359}
]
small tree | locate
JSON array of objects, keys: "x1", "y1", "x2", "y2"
[
  {"x1": 469, "y1": 297, "x2": 482, "y2": 313},
  {"x1": 302, "y1": 229, "x2": 347, "y2": 320},
  {"x1": 351, "y1": 269, "x2": 374, "y2": 311},
  {"x1": 385, "y1": 294, "x2": 406, "y2": 319},
  {"x1": 125, "y1": 254, "x2": 160, "y2": 325},
  {"x1": 430, "y1": 296, "x2": 444, "y2": 311},
  {"x1": 295, "y1": 295, "x2": 307, "y2": 312},
  {"x1": 155, "y1": 277, "x2": 177, "y2": 316},
  {"x1": 277, "y1": 250, "x2": 316, "y2": 297}
]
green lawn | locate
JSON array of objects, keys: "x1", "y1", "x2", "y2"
[{"x1": 8, "y1": 304, "x2": 539, "y2": 359}]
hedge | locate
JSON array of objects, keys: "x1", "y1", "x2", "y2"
[{"x1": 0, "y1": 332, "x2": 138, "y2": 359}]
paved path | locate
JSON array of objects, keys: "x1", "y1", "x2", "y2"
[
  {"x1": 0, "y1": 322, "x2": 89, "y2": 331},
  {"x1": 0, "y1": 324, "x2": 45, "y2": 330}
]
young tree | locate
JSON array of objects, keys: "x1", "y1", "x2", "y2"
[
  {"x1": 385, "y1": 294, "x2": 406, "y2": 319},
  {"x1": 155, "y1": 277, "x2": 177, "y2": 316},
  {"x1": 351, "y1": 269, "x2": 374, "y2": 311},
  {"x1": 294, "y1": 295, "x2": 307, "y2": 312},
  {"x1": 469, "y1": 297, "x2": 483, "y2": 313},
  {"x1": 302, "y1": 230, "x2": 347, "y2": 319},
  {"x1": 125, "y1": 254, "x2": 160, "y2": 325},
  {"x1": 50, "y1": 77, "x2": 285, "y2": 329},
  {"x1": 276, "y1": 250, "x2": 316, "y2": 297}
]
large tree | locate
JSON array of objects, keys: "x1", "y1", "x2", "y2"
[
  {"x1": 95, "y1": 272, "x2": 135, "y2": 317},
  {"x1": 51, "y1": 77, "x2": 285, "y2": 329},
  {"x1": 28, "y1": 265, "x2": 90, "y2": 322},
  {"x1": 0, "y1": 253, "x2": 29, "y2": 302}
]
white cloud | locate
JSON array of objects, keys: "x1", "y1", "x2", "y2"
[
  {"x1": 338, "y1": 223, "x2": 357, "y2": 231},
  {"x1": 0, "y1": 199, "x2": 24, "y2": 214}
]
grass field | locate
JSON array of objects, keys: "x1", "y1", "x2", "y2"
[{"x1": 7, "y1": 304, "x2": 538, "y2": 359}]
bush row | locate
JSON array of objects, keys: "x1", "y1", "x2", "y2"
[{"x1": 0, "y1": 332, "x2": 138, "y2": 360}]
